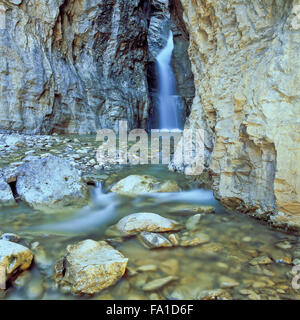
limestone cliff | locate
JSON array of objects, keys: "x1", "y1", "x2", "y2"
[
  {"x1": 0, "y1": 0, "x2": 150, "y2": 134},
  {"x1": 178, "y1": 0, "x2": 300, "y2": 230}
]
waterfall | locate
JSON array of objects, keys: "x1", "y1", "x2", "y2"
[{"x1": 156, "y1": 30, "x2": 184, "y2": 130}]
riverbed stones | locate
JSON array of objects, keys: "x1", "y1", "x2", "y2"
[
  {"x1": 160, "y1": 259, "x2": 179, "y2": 276},
  {"x1": 115, "y1": 213, "x2": 181, "y2": 236},
  {"x1": 197, "y1": 289, "x2": 232, "y2": 300},
  {"x1": 275, "y1": 240, "x2": 293, "y2": 250},
  {"x1": 137, "y1": 265, "x2": 158, "y2": 272},
  {"x1": 111, "y1": 175, "x2": 180, "y2": 196},
  {"x1": 170, "y1": 204, "x2": 215, "y2": 215},
  {"x1": 54, "y1": 240, "x2": 128, "y2": 295},
  {"x1": 16, "y1": 156, "x2": 89, "y2": 210},
  {"x1": 138, "y1": 232, "x2": 173, "y2": 249},
  {"x1": 0, "y1": 240, "x2": 34, "y2": 284},
  {"x1": 142, "y1": 276, "x2": 178, "y2": 292},
  {"x1": 180, "y1": 232, "x2": 210, "y2": 247},
  {"x1": 168, "y1": 233, "x2": 179, "y2": 246},
  {"x1": 249, "y1": 256, "x2": 273, "y2": 266},
  {"x1": 219, "y1": 276, "x2": 240, "y2": 289},
  {"x1": 185, "y1": 214, "x2": 202, "y2": 230}
]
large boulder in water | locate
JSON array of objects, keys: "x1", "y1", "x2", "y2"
[
  {"x1": 111, "y1": 175, "x2": 180, "y2": 196},
  {"x1": 16, "y1": 156, "x2": 89, "y2": 210},
  {"x1": 54, "y1": 240, "x2": 128, "y2": 295},
  {"x1": 0, "y1": 240, "x2": 34, "y2": 285}
]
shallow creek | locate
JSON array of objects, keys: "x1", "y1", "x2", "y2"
[{"x1": 0, "y1": 136, "x2": 299, "y2": 300}]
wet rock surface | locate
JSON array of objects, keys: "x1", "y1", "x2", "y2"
[
  {"x1": 114, "y1": 212, "x2": 182, "y2": 236},
  {"x1": 111, "y1": 175, "x2": 180, "y2": 196},
  {"x1": 54, "y1": 240, "x2": 128, "y2": 295},
  {"x1": 0, "y1": 136, "x2": 299, "y2": 300},
  {"x1": 15, "y1": 156, "x2": 89, "y2": 210},
  {"x1": 0, "y1": 240, "x2": 33, "y2": 284}
]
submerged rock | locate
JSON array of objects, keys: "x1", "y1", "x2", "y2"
[
  {"x1": 136, "y1": 265, "x2": 158, "y2": 272},
  {"x1": 0, "y1": 240, "x2": 34, "y2": 285},
  {"x1": 136, "y1": 228, "x2": 210, "y2": 249},
  {"x1": 170, "y1": 204, "x2": 215, "y2": 215},
  {"x1": 16, "y1": 156, "x2": 89, "y2": 210},
  {"x1": 197, "y1": 289, "x2": 232, "y2": 300},
  {"x1": 185, "y1": 214, "x2": 202, "y2": 230},
  {"x1": 179, "y1": 232, "x2": 210, "y2": 247},
  {"x1": 54, "y1": 240, "x2": 128, "y2": 295},
  {"x1": 138, "y1": 232, "x2": 173, "y2": 249},
  {"x1": 142, "y1": 276, "x2": 178, "y2": 292},
  {"x1": 219, "y1": 276, "x2": 240, "y2": 289},
  {"x1": 160, "y1": 259, "x2": 179, "y2": 276},
  {"x1": 275, "y1": 240, "x2": 293, "y2": 250},
  {"x1": 111, "y1": 175, "x2": 180, "y2": 196},
  {"x1": 249, "y1": 256, "x2": 273, "y2": 266},
  {"x1": 115, "y1": 212, "x2": 181, "y2": 236}
]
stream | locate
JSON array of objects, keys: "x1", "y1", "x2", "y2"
[{"x1": 0, "y1": 152, "x2": 299, "y2": 300}]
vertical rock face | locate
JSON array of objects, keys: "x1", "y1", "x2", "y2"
[
  {"x1": 169, "y1": 0, "x2": 194, "y2": 114},
  {"x1": 179, "y1": 0, "x2": 300, "y2": 229},
  {"x1": 0, "y1": 0, "x2": 150, "y2": 134}
]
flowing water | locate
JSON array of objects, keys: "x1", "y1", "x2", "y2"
[
  {"x1": 156, "y1": 31, "x2": 185, "y2": 130},
  {"x1": 0, "y1": 149, "x2": 300, "y2": 300}
]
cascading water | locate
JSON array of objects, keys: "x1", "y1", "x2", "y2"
[{"x1": 156, "y1": 30, "x2": 185, "y2": 130}]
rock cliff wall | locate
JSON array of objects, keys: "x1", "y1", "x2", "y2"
[
  {"x1": 179, "y1": 0, "x2": 300, "y2": 229},
  {"x1": 0, "y1": 0, "x2": 150, "y2": 134}
]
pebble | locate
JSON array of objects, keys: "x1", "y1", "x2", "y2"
[
  {"x1": 185, "y1": 214, "x2": 202, "y2": 231},
  {"x1": 137, "y1": 265, "x2": 158, "y2": 272},
  {"x1": 216, "y1": 262, "x2": 229, "y2": 271},
  {"x1": 26, "y1": 278, "x2": 44, "y2": 299},
  {"x1": 276, "y1": 241, "x2": 293, "y2": 250},
  {"x1": 138, "y1": 232, "x2": 172, "y2": 249},
  {"x1": 252, "y1": 281, "x2": 267, "y2": 289},
  {"x1": 131, "y1": 273, "x2": 148, "y2": 288},
  {"x1": 160, "y1": 259, "x2": 179, "y2": 276},
  {"x1": 168, "y1": 234, "x2": 179, "y2": 246},
  {"x1": 142, "y1": 276, "x2": 178, "y2": 292},
  {"x1": 249, "y1": 256, "x2": 273, "y2": 266},
  {"x1": 219, "y1": 276, "x2": 240, "y2": 289},
  {"x1": 242, "y1": 236, "x2": 252, "y2": 242},
  {"x1": 180, "y1": 232, "x2": 210, "y2": 247},
  {"x1": 197, "y1": 289, "x2": 232, "y2": 300},
  {"x1": 149, "y1": 293, "x2": 161, "y2": 300}
]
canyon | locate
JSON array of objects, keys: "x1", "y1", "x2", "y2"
[
  {"x1": 0, "y1": 0, "x2": 299, "y2": 229},
  {"x1": 0, "y1": 0, "x2": 300, "y2": 301}
]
